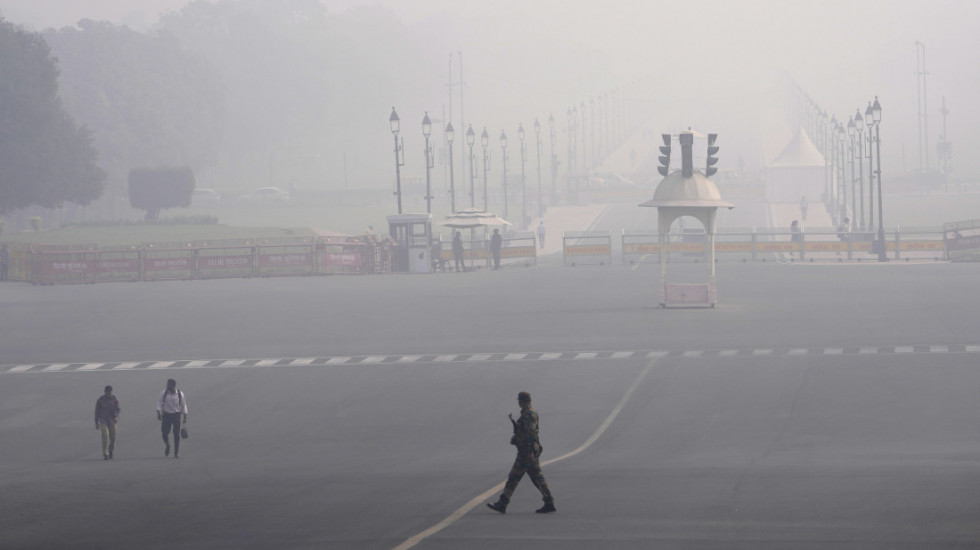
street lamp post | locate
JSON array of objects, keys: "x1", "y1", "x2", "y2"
[
  {"x1": 518, "y1": 123, "x2": 527, "y2": 229},
  {"x1": 854, "y1": 110, "x2": 865, "y2": 229},
  {"x1": 865, "y1": 101, "x2": 875, "y2": 231},
  {"x1": 422, "y1": 112, "x2": 433, "y2": 214},
  {"x1": 871, "y1": 97, "x2": 886, "y2": 261},
  {"x1": 466, "y1": 125, "x2": 475, "y2": 208},
  {"x1": 480, "y1": 127, "x2": 490, "y2": 210},
  {"x1": 446, "y1": 122, "x2": 456, "y2": 213},
  {"x1": 500, "y1": 130, "x2": 509, "y2": 221},
  {"x1": 836, "y1": 120, "x2": 847, "y2": 223},
  {"x1": 389, "y1": 107, "x2": 404, "y2": 214},
  {"x1": 548, "y1": 114, "x2": 557, "y2": 202},
  {"x1": 847, "y1": 117, "x2": 857, "y2": 230},
  {"x1": 534, "y1": 118, "x2": 542, "y2": 217}
]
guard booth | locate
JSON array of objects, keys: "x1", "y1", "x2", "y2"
[
  {"x1": 387, "y1": 213, "x2": 433, "y2": 273},
  {"x1": 640, "y1": 130, "x2": 734, "y2": 308}
]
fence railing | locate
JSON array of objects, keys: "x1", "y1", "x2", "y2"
[
  {"x1": 18, "y1": 235, "x2": 391, "y2": 285},
  {"x1": 620, "y1": 227, "x2": 947, "y2": 263}
]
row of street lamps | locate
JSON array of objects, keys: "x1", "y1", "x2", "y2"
[
  {"x1": 389, "y1": 107, "x2": 560, "y2": 229},
  {"x1": 800, "y1": 88, "x2": 886, "y2": 262},
  {"x1": 388, "y1": 83, "x2": 641, "y2": 224}
]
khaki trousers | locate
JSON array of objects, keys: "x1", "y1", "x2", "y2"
[{"x1": 100, "y1": 423, "x2": 116, "y2": 457}]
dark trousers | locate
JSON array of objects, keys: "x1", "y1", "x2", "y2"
[
  {"x1": 500, "y1": 447, "x2": 553, "y2": 503},
  {"x1": 161, "y1": 412, "x2": 181, "y2": 453}
]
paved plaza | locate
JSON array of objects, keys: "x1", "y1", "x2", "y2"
[{"x1": 2, "y1": 221, "x2": 979, "y2": 549}]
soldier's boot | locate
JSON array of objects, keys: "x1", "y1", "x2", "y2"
[
  {"x1": 535, "y1": 500, "x2": 556, "y2": 514},
  {"x1": 486, "y1": 497, "x2": 509, "y2": 514}
]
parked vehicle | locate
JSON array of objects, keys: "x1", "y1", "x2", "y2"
[
  {"x1": 192, "y1": 188, "x2": 221, "y2": 205},
  {"x1": 236, "y1": 186, "x2": 290, "y2": 205}
]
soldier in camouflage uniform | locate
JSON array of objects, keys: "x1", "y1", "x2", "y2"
[{"x1": 487, "y1": 391, "x2": 556, "y2": 514}]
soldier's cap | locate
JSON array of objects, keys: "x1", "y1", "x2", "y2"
[
  {"x1": 104, "y1": 385, "x2": 112, "y2": 392},
  {"x1": 518, "y1": 391, "x2": 531, "y2": 402}
]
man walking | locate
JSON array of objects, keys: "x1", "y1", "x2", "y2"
[
  {"x1": 536, "y1": 221, "x2": 546, "y2": 249},
  {"x1": 452, "y1": 231, "x2": 465, "y2": 272},
  {"x1": 156, "y1": 379, "x2": 187, "y2": 458},
  {"x1": 94, "y1": 385, "x2": 120, "y2": 460},
  {"x1": 490, "y1": 229, "x2": 502, "y2": 270},
  {"x1": 487, "y1": 391, "x2": 556, "y2": 514}
]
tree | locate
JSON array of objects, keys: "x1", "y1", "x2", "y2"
[
  {"x1": 128, "y1": 167, "x2": 195, "y2": 221},
  {"x1": 0, "y1": 18, "x2": 105, "y2": 214},
  {"x1": 43, "y1": 20, "x2": 222, "y2": 210}
]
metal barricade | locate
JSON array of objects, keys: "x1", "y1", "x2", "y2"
[
  {"x1": 198, "y1": 246, "x2": 255, "y2": 278},
  {"x1": 621, "y1": 230, "x2": 659, "y2": 264},
  {"x1": 142, "y1": 247, "x2": 196, "y2": 280},
  {"x1": 563, "y1": 230, "x2": 612, "y2": 266},
  {"x1": 499, "y1": 231, "x2": 537, "y2": 267}
]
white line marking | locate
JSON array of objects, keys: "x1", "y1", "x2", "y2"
[
  {"x1": 391, "y1": 359, "x2": 658, "y2": 550},
  {"x1": 218, "y1": 359, "x2": 246, "y2": 367},
  {"x1": 113, "y1": 362, "x2": 139, "y2": 370},
  {"x1": 611, "y1": 351, "x2": 634, "y2": 359},
  {"x1": 184, "y1": 360, "x2": 210, "y2": 368},
  {"x1": 504, "y1": 353, "x2": 528, "y2": 361},
  {"x1": 539, "y1": 352, "x2": 562, "y2": 360},
  {"x1": 77, "y1": 363, "x2": 103, "y2": 371},
  {"x1": 148, "y1": 361, "x2": 177, "y2": 369},
  {"x1": 255, "y1": 359, "x2": 280, "y2": 367},
  {"x1": 9, "y1": 365, "x2": 34, "y2": 373},
  {"x1": 326, "y1": 357, "x2": 351, "y2": 364},
  {"x1": 859, "y1": 347, "x2": 877, "y2": 354},
  {"x1": 930, "y1": 345, "x2": 948, "y2": 353},
  {"x1": 291, "y1": 358, "x2": 316, "y2": 366},
  {"x1": 824, "y1": 348, "x2": 844, "y2": 355},
  {"x1": 467, "y1": 354, "x2": 492, "y2": 361},
  {"x1": 645, "y1": 351, "x2": 668, "y2": 359},
  {"x1": 968, "y1": 346, "x2": 980, "y2": 353},
  {"x1": 753, "y1": 349, "x2": 773, "y2": 356},
  {"x1": 361, "y1": 356, "x2": 386, "y2": 364},
  {"x1": 718, "y1": 350, "x2": 738, "y2": 357},
  {"x1": 43, "y1": 364, "x2": 70, "y2": 372},
  {"x1": 575, "y1": 352, "x2": 598, "y2": 360},
  {"x1": 433, "y1": 355, "x2": 457, "y2": 362},
  {"x1": 397, "y1": 356, "x2": 421, "y2": 363},
  {"x1": 682, "y1": 350, "x2": 703, "y2": 358},
  {"x1": 788, "y1": 348, "x2": 809, "y2": 356}
]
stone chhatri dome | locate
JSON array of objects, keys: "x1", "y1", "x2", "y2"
[{"x1": 638, "y1": 170, "x2": 734, "y2": 209}]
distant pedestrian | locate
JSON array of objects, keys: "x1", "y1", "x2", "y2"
[
  {"x1": 490, "y1": 229, "x2": 502, "y2": 269},
  {"x1": 790, "y1": 220, "x2": 801, "y2": 242},
  {"x1": 95, "y1": 385, "x2": 120, "y2": 460},
  {"x1": 800, "y1": 196, "x2": 809, "y2": 221},
  {"x1": 487, "y1": 391, "x2": 556, "y2": 514},
  {"x1": 0, "y1": 244, "x2": 9, "y2": 280},
  {"x1": 536, "y1": 221, "x2": 546, "y2": 249},
  {"x1": 452, "y1": 231, "x2": 465, "y2": 272},
  {"x1": 156, "y1": 379, "x2": 187, "y2": 458}
]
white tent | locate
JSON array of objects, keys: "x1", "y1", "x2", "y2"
[{"x1": 765, "y1": 128, "x2": 825, "y2": 203}]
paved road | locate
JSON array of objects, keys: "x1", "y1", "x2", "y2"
[{"x1": 2, "y1": 252, "x2": 979, "y2": 549}]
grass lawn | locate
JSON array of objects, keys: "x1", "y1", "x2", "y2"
[{"x1": 0, "y1": 199, "x2": 457, "y2": 248}]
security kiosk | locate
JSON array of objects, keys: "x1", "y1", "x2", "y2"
[
  {"x1": 640, "y1": 131, "x2": 734, "y2": 308},
  {"x1": 387, "y1": 213, "x2": 433, "y2": 273}
]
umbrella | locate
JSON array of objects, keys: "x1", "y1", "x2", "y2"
[{"x1": 440, "y1": 208, "x2": 512, "y2": 228}]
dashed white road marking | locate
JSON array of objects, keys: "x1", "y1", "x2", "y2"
[{"x1": 5, "y1": 345, "x2": 980, "y2": 374}]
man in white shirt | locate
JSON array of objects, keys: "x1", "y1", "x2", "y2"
[{"x1": 156, "y1": 378, "x2": 188, "y2": 458}]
